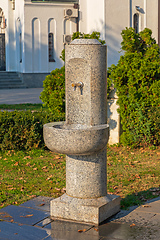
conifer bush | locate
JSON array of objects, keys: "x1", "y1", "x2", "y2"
[{"x1": 108, "y1": 28, "x2": 160, "y2": 147}]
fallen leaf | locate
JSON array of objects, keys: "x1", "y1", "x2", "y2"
[
  {"x1": 46, "y1": 175, "x2": 52, "y2": 181},
  {"x1": 0, "y1": 212, "x2": 12, "y2": 218},
  {"x1": 33, "y1": 167, "x2": 37, "y2": 171},
  {"x1": 135, "y1": 174, "x2": 140, "y2": 179},
  {"x1": 133, "y1": 161, "x2": 140, "y2": 164},
  {"x1": 130, "y1": 223, "x2": 136, "y2": 227},
  {"x1": 55, "y1": 188, "x2": 61, "y2": 191},
  {"x1": 20, "y1": 214, "x2": 33, "y2": 218},
  {"x1": 14, "y1": 162, "x2": 19, "y2": 166},
  {"x1": 78, "y1": 229, "x2": 86, "y2": 232},
  {"x1": 24, "y1": 156, "x2": 31, "y2": 159},
  {"x1": 94, "y1": 228, "x2": 99, "y2": 232},
  {"x1": 42, "y1": 166, "x2": 47, "y2": 169},
  {"x1": 28, "y1": 195, "x2": 36, "y2": 198},
  {"x1": 142, "y1": 205, "x2": 151, "y2": 208},
  {"x1": 39, "y1": 203, "x2": 45, "y2": 206}
]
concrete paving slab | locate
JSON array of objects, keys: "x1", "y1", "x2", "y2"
[
  {"x1": 36, "y1": 217, "x2": 53, "y2": 228},
  {"x1": 113, "y1": 211, "x2": 157, "y2": 225},
  {"x1": 135, "y1": 197, "x2": 160, "y2": 214},
  {"x1": 0, "y1": 221, "x2": 51, "y2": 240},
  {"x1": 0, "y1": 88, "x2": 43, "y2": 104},
  {"x1": 97, "y1": 222, "x2": 160, "y2": 240},
  {"x1": 0, "y1": 205, "x2": 49, "y2": 225},
  {"x1": 44, "y1": 220, "x2": 99, "y2": 240},
  {"x1": 20, "y1": 196, "x2": 53, "y2": 212},
  {"x1": 0, "y1": 196, "x2": 160, "y2": 239}
]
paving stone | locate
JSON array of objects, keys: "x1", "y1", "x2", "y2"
[
  {"x1": 44, "y1": 220, "x2": 100, "y2": 240},
  {"x1": 20, "y1": 196, "x2": 53, "y2": 212},
  {"x1": 0, "y1": 205, "x2": 49, "y2": 225},
  {"x1": 135, "y1": 198, "x2": 160, "y2": 214},
  {"x1": 36, "y1": 217, "x2": 53, "y2": 227},
  {"x1": 0, "y1": 196, "x2": 160, "y2": 239},
  {"x1": 95, "y1": 222, "x2": 160, "y2": 240},
  {"x1": 0, "y1": 221, "x2": 51, "y2": 240},
  {"x1": 117, "y1": 211, "x2": 156, "y2": 224}
]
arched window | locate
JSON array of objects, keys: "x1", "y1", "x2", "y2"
[
  {"x1": 134, "y1": 13, "x2": 139, "y2": 33},
  {"x1": 19, "y1": 32, "x2": 22, "y2": 63},
  {"x1": 48, "y1": 32, "x2": 55, "y2": 62}
]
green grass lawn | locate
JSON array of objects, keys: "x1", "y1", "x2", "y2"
[
  {"x1": 0, "y1": 104, "x2": 160, "y2": 209},
  {"x1": 0, "y1": 146, "x2": 160, "y2": 210}
]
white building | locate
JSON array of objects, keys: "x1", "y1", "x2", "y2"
[{"x1": 0, "y1": 0, "x2": 160, "y2": 87}]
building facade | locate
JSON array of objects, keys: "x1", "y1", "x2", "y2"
[{"x1": 0, "y1": 0, "x2": 160, "y2": 87}]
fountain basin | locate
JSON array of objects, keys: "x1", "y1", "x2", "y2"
[{"x1": 43, "y1": 122, "x2": 109, "y2": 155}]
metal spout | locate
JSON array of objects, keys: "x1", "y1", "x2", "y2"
[{"x1": 72, "y1": 82, "x2": 84, "y2": 94}]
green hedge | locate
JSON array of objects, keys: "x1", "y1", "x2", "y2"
[
  {"x1": 108, "y1": 28, "x2": 160, "y2": 147},
  {"x1": 0, "y1": 110, "x2": 65, "y2": 151}
]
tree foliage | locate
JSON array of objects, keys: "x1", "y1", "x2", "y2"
[{"x1": 108, "y1": 27, "x2": 160, "y2": 147}]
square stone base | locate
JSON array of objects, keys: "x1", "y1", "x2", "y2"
[{"x1": 50, "y1": 193, "x2": 121, "y2": 225}]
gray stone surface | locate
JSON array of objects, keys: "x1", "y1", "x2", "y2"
[
  {"x1": 0, "y1": 205, "x2": 49, "y2": 225},
  {"x1": 1, "y1": 196, "x2": 160, "y2": 240},
  {"x1": 0, "y1": 221, "x2": 52, "y2": 240},
  {"x1": 71, "y1": 39, "x2": 101, "y2": 45},
  {"x1": 65, "y1": 39, "x2": 107, "y2": 126},
  {"x1": 43, "y1": 122, "x2": 109, "y2": 155},
  {"x1": 20, "y1": 196, "x2": 54, "y2": 212},
  {"x1": 44, "y1": 39, "x2": 120, "y2": 224},
  {"x1": 66, "y1": 149, "x2": 107, "y2": 198},
  {"x1": 0, "y1": 88, "x2": 43, "y2": 104},
  {"x1": 20, "y1": 73, "x2": 49, "y2": 88},
  {"x1": 50, "y1": 193, "x2": 120, "y2": 225}
]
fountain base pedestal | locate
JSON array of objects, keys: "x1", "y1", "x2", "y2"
[{"x1": 50, "y1": 193, "x2": 121, "y2": 225}]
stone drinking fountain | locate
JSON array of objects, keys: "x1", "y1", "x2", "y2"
[{"x1": 43, "y1": 39, "x2": 120, "y2": 225}]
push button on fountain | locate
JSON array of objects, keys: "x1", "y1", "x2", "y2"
[{"x1": 72, "y1": 82, "x2": 84, "y2": 95}]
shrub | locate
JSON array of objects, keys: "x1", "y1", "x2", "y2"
[
  {"x1": 0, "y1": 110, "x2": 65, "y2": 151},
  {"x1": 40, "y1": 66, "x2": 65, "y2": 115},
  {"x1": 108, "y1": 27, "x2": 160, "y2": 147}
]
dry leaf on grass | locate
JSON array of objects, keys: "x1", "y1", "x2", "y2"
[{"x1": 24, "y1": 156, "x2": 31, "y2": 159}]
